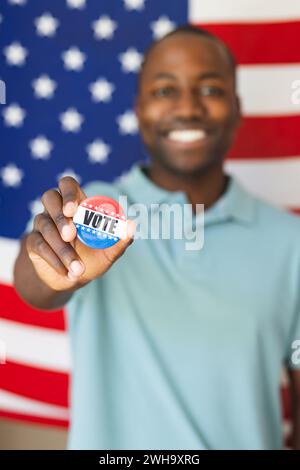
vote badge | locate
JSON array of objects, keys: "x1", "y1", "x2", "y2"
[{"x1": 73, "y1": 196, "x2": 127, "y2": 249}]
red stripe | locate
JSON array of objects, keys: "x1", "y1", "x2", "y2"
[
  {"x1": 227, "y1": 116, "x2": 300, "y2": 160},
  {"x1": 0, "y1": 284, "x2": 66, "y2": 331},
  {"x1": 290, "y1": 208, "x2": 300, "y2": 216},
  {"x1": 281, "y1": 386, "x2": 291, "y2": 421},
  {"x1": 194, "y1": 22, "x2": 300, "y2": 65},
  {"x1": 0, "y1": 410, "x2": 68, "y2": 429},
  {"x1": 0, "y1": 360, "x2": 69, "y2": 407}
]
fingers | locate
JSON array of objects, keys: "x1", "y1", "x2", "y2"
[
  {"x1": 41, "y1": 177, "x2": 86, "y2": 242},
  {"x1": 42, "y1": 189, "x2": 76, "y2": 242},
  {"x1": 32, "y1": 213, "x2": 85, "y2": 278},
  {"x1": 58, "y1": 176, "x2": 86, "y2": 218},
  {"x1": 26, "y1": 231, "x2": 67, "y2": 276},
  {"x1": 103, "y1": 220, "x2": 135, "y2": 265}
]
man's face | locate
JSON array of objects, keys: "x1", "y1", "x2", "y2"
[{"x1": 136, "y1": 33, "x2": 241, "y2": 176}]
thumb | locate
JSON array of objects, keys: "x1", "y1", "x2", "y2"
[{"x1": 102, "y1": 219, "x2": 136, "y2": 264}]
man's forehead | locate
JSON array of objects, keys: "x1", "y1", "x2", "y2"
[{"x1": 140, "y1": 33, "x2": 234, "y2": 81}]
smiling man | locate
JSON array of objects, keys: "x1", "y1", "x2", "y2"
[{"x1": 14, "y1": 26, "x2": 300, "y2": 450}]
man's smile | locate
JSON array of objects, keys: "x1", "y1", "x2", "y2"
[{"x1": 161, "y1": 127, "x2": 211, "y2": 150}]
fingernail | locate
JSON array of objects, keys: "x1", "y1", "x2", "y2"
[
  {"x1": 61, "y1": 224, "x2": 73, "y2": 240},
  {"x1": 67, "y1": 271, "x2": 78, "y2": 281},
  {"x1": 69, "y1": 260, "x2": 84, "y2": 276},
  {"x1": 64, "y1": 202, "x2": 76, "y2": 216}
]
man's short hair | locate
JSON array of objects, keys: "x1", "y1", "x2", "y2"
[{"x1": 138, "y1": 24, "x2": 237, "y2": 87}]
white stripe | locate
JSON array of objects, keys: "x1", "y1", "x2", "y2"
[
  {"x1": 0, "y1": 237, "x2": 19, "y2": 285},
  {"x1": 189, "y1": 0, "x2": 300, "y2": 23},
  {"x1": 225, "y1": 157, "x2": 300, "y2": 208},
  {"x1": 0, "y1": 319, "x2": 71, "y2": 372},
  {"x1": 237, "y1": 64, "x2": 300, "y2": 116},
  {"x1": 0, "y1": 389, "x2": 69, "y2": 420},
  {"x1": 283, "y1": 420, "x2": 292, "y2": 438}
]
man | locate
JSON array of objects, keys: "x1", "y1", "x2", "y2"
[{"x1": 14, "y1": 26, "x2": 300, "y2": 450}]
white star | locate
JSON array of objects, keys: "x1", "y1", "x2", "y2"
[
  {"x1": 62, "y1": 47, "x2": 86, "y2": 71},
  {"x1": 151, "y1": 16, "x2": 176, "y2": 40},
  {"x1": 35, "y1": 13, "x2": 59, "y2": 37},
  {"x1": 119, "y1": 47, "x2": 143, "y2": 73},
  {"x1": 1, "y1": 163, "x2": 23, "y2": 187},
  {"x1": 89, "y1": 78, "x2": 115, "y2": 103},
  {"x1": 66, "y1": 0, "x2": 86, "y2": 8},
  {"x1": 117, "y1": 110, "x2": 138, "y2": 135},
  {"x1": 4, "y1": 42, "x2": 28, "y2": 66},
  {"x1": 86, "y1": 139, "x2": 111, "y2": 163},
  {"x1": 57, "y1": 168, "x2": 81, "y2": 184},
  {"x1": 29, "y1": 198, "x2": 43, "y2": 217},
  {"x1": 60, "y1": 108, "x2": 84, "y2": 133},
  {"x1": 32, "y1": 74, "x2": 56, "y2": 99},
  {"x1": 92, "y1": 15, "x2": 117, "y2": 40},
  {"x1": 123, "y1": 0, "x2": 145, "y2": 10},
  {"x1": 29, "y1": 136, "x2": 53, "y2": 159},
  {"x1": 8, "y1": 0, "x2": 27, "y2": 4},
  {"x1": 2, "y1": 103, "x2": 26, "y2": 127}
]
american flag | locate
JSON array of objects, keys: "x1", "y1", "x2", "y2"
[{"x1": 0, "y1": 0, "x2": 298, "y2": 439}]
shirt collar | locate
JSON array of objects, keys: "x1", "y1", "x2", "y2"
[{"x1": 116, "y1": 162, "x2": 256, "y2": 225}]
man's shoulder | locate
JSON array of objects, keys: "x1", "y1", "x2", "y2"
[
  {"x1": 250, "y1": 191, "x2": 300, "y2": 241},
  {"x1": 82, "y1": 178, "x2": 125, "y2": 200}
]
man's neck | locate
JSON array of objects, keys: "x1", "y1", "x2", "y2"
[{"x1": 145, "y1": 162, "x2": 229, "y2": 212}]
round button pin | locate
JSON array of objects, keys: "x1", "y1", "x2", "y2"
[{"x1": 73, "y1": 196, "x2": 127, "y2": 249}]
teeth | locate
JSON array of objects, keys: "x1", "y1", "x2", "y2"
[{"x1": 167, "y1": 129, "x2": 206, "y2": 143}]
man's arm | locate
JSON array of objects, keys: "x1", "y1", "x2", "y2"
[
  {"x1": 287, "y1": 369, "x2": 300, "y2": 449},
  {"x1": 13, "y1": 176, "x2": 134, "y2": 312}
]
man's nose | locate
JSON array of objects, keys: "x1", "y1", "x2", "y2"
[{"x1": 174, "y1": 89, "x2": 206, "y2": 118}]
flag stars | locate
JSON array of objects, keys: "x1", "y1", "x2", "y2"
[
  {"x1": 66, "y1": 0, "x2": 86, "y2": 8},
  {"x1": 35, "y1": 13, "x2": 59, "y2": 37},
  {"x1": 29, "y1": 136, "x2": 53, "y2": 160},
  {"x1": 123, "y1": 0, "x2": 145, "y2": 10},
  {"x1": 92, "y1": 15, "x2": 117, "y2": 40},
  {"x1": 60, "y1": 108, "x2": 84, "y2": 132},
  {"x1": 151, "y1": 16, "x2": 176, "y2": 40},
  {"x1": 117, "y1": 110, "x2": 138, "y2": 135},
  {"x1": 86, "y1": 139, "x2": 111, "y2": 163},
  {"x1": 8, "y1": 0, "x2": 27, "y2": 4},
  {"x1": 29, "y1": 198, "x2": 44, "y2": 217},
  {"x1": 62, "y1": 47, "x2": 86, "y2": 71},
  {"x1": 3, "y1": 42, "x2": 28, "y2": 66},
  {"x1": 1, "y1": 164, "x2": 23, "y2": 187},
  {"x1": 89, "y1": 78, "x2": 115, "y2": 103},
  {"x1": 32, "y1": 75, "x2": 56, "y2": 99},
  {"x1": 3, "y1": 104, "x2": 26, "y2": 127},
  {"x1": 119, "y1": 47, "x2": 143, "y2": 73}
]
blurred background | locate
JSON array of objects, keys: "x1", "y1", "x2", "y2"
[{"x1": 0, "y1": 0, "x2": 299, "y2": 449}]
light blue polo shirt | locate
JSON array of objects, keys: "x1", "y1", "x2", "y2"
[{"x1": 66, "y1": 163, "x2": 300, "y2": 450}]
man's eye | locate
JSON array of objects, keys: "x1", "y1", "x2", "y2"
[
  {"x1": 152, "y1": 87, "x2": 176, "y2": 98},
  {"x1": 200, "y1": 86, "x2": 225, "y2": 97}
]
